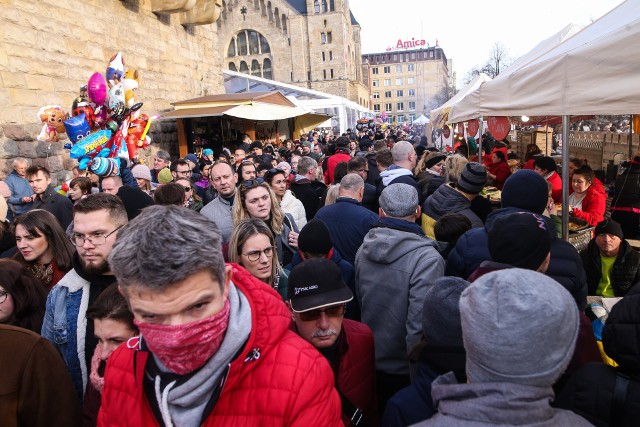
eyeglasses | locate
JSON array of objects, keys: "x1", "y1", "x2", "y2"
[
  {"x1": 182, "y1": 186, "x2": 192, "y2": 192},
  {"x1": 298, "y1": 304, "x2": 346, "y2": 322},
  {"x1": 241, "y1": 177, "x2": 265, "y2": 188},
  {"x1": 175, "y1": 169, "x2": 192, "y2": 176},
  {"x1": 70, "y1": 225, "x2": 124, "y2": 247},
  {"x1": 0, "y1": 291, "x2": 8, "y2": 304},
  {"x1": 242, "y1": 246, "x2": 275, "y2": 262}
]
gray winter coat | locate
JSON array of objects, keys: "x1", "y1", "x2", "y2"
[
  {"x1": 200, "y1": 195, "x2": 233, "y2": 242},
  {"x1": 355, "y1": 220, "x2": 445, "y2": 375},
  {"x1": 413, "y1": 372, "x2": 593, "y2": 426},
  {"x1": 423, "y1": 184, "x2": 483, "y2": 228}
]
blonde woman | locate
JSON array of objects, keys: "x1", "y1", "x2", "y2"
[
  {"x1": 228, "y1": 219, "x2": 288, "y2": 300},
  {"x1": 233, "y1": 178, "x2": 299, "y2": 266}
]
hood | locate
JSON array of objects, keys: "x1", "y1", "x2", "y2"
[
  {"x1": 380, "y1": 165, "x2": 413, "y2": 186},
  {"x1": 484, "y1": 207, "x2": 557, "y2": 241},
  {"x1": 360, "y1": 224, "x2": 437, "y2": 265},
  {"x1": 603, "y1": 284, "x2": 640, "y2": 376},
  {"x1": 424, "y1": 184, "x2": 470, "y2": 218}
]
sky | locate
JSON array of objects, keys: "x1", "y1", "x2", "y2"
[{"x1": 348, "y1": 0, "x2": 625, "y2": 88}]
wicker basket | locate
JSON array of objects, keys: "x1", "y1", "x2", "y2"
[{"x1": 568, "y1": 227, "x2": 594, "y2": 252}]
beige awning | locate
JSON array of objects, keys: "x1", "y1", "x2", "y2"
[{"x1": 162, "y1": 105, "x2": 233, "y2": 118}]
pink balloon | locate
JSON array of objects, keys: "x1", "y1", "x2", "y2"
[{"x1": 87, "y1": 72, "x2": 107, "y2": 105}]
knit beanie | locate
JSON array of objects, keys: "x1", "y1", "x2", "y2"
[
  {"x1": 298, "y1": 219, "x2": 333, "y2": 255},
  {"x1": 595, "y1": 219, "x2": 624, "y2": 240},
  {"x1": 501, "y1": 170, "x2": 548, "y2": 214},
  {"x1": 157, "y1": 167, "x2": 173, "y2": 185},
  {"x1": 90, "y1": 157, "x2": 118, "y2": 177},
  {"x1": 488, "y1": 212, "x2": 551, "y2": 270},
  {"x1": 131, "y1": 164, "x2": 152, "y2": 182},
  {"x1": 380, "y1": 183, "x2": 419, "y2": 218},
  {"x1": 250, "y1": 141, "x2": 263, "y2": 150},
  {"x1": 184, "y1": 153, "x2": 198, "y2": 165},
  {"x1": 202, "y1": 148, "x2": 214, "y2": 157},
  {"x1": 460, "y1": 269, "x2": 579, "y2": 387},
  {"x1": 422, "y1": 276, "x2": 469, "y2": 348},
  {"x1": 457, "y1": 162, "x2": 487, "y2": 195}
]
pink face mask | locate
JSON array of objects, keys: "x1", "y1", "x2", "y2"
[{"x1": 135, "y1": 300, "x2": 230, "y2": 375}]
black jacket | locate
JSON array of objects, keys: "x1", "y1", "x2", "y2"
[
  {"x1": 289, "y1": 179, "x2": 327, "y2": 221},
  {"x1": 613, "y1": 157, "x2": 640, "y2": 210},
  {"x1": 555, "y1": 285, "x2": 640, "y2": 426},
  {"x1": 416, "y1": 172, "x2": 445, "y2": 199},
  {"x1": 33, "y1": 185, "x2": 73, "y2": 230},
  {"x1": 581, "y1": 239, "x2": 640, "y2": 297}
]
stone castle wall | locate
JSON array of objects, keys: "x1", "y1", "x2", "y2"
[{"x1": 0, "y1": 0, "x2": 224, "y2": 182}]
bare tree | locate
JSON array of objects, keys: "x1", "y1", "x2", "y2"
[{"x1": 464, "y1": 42, "x2": 513, "y2": 83}]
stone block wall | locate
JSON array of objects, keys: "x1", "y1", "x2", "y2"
[{"x1": 0, "y1": 0, "x2": 224, "y2": 183}]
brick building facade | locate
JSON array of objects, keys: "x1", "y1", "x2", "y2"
[
  {"x1": 217, "y1": 0, "x2": 369, "y2": 107},
  {"x1": 362, "y1": 46, "x2": 450, "y2": 124}
]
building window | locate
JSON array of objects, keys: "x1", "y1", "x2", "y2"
[
  {"x1": 321, "y1": 32, "x2": 326, "y2": 44},
  {"x1": 407, "y1": 77, "x2": 415, "y2": 84},
  {"x1": 372, "y1": 67, "x2": 378, "y2": 75},
  {"x1": 383, "y1": 79, "x2": 391, "y2": 86},
  {"x1": 251, "y1": 59, "x2": 261, "y2": 77},
  {"x1": 322, "y1": 52, "x2": 326, "y2": 61},
  {"x1": 409, "y1": 101, "x2": 416, "y2": 111},
  {"x1": 329, "y1": 51, "x2": 333, "y2": 60},
  {"x1": 260, "y1": 34, "x2": 270, "y2": 53},
  {"x1": 239, "y1": 61, "x2": 249, "y2": 74},
  {"x1": 396, "y1": 65, "x2": 402, "y2": 72},
  {"x1": 383, "y1": 66, "x2": 390, "y2": 73},
  {"x1": 282, "y1": 15, "x2": 287, "y2": 33},
  {"x1": 237, "y1": 32, "x2": 248, "y2": 55},
  {"x1": 408, "y1": 89, "x2": 416, "y2": 96},
  {"x1": 322, "y1": 0, "x2": 328, "y2": 12},
  {"x1": 329, "y1": 0, "x2": 335, "y2": 11},
  {"x1": 397, "y1": 102, "x2": 404, "y2": 112},
  {"x1": 373, "y1": 92, "x2": 380, "y2": 99},
  {"x1": 330, "y1": 69, "x2": 334, "y2": 78},
  {"x1": 384, "y1": 91, "x2": 391, "y2": 98},
  {"x1": 408, "y1": 64, "x2": 415, "y2": 71},
  {"x1": 228, "y1": 62, "x2": 237, "y2": 72},
  {"x1": 308, "y1": 71, "x2": 311, "y2": 80},
  {"x1": 374, "y1": 104, "x2": 381, "y2": 112},
  {"x1": 227, "y1": 40, "x2": 236, "y2": 57},
  {"x1": 327, "y1": 32, "x2": 332, "y2": 43},
  {"x1": 397, "y1": 115, "x2": 404, "y2": 122},
  {"x1": 395, "y1": 78, "x2": 403, "y2": 85},
  {"x1": 248, "y1": 31, "x2": 260, "y2": 55},
  {"x1": 396, "y1": 90, "x2": 403, "y2": 97},
  {"x1": 314, "y1": 0, "x2": 320, "y2": 13},
  {"x1": 409, "y1": 114, "x2": 416, "y2": 122},
  {"x1": 385, "y1": 103, "x2": 393, "y2": 112},
  {"x1": 411, "y1": 53, "x2": 416, "y2": 60},
  {"x1": 263, "y1": 58, "x2": 272, "y2": 79},
  {"x1": 429, "y1": 50, "x2": 434, "y2": 58},
  {"x1": 372, "y1": 80, "x2": 379, "y2": 87},
  {"x1": 393, "y1": 54, "x2": 397, "y2": 61}
]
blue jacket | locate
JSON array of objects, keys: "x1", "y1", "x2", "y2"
[
  {"x1": 41, "y1": 261, "x2": 117, "y2": 399},
  {"x1": 446, "y1": 207, "x2": 588, "y2": 309},
  {"x1": 382, "y1": 362, "x2": 439, "y2": 427},
  {"x1": 315, "y1": 197, "x2": 378, "y2": 264},
  {"x1": 289, "y1": 247, "x2": 360, "y2": 321},
  {"x1": 5, "y1": 170, "x2": 33, "y2": 215}
]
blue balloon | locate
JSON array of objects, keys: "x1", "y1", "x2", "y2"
[{"x1": 63, "y1": 113, "x2": 91, "y2": 144}]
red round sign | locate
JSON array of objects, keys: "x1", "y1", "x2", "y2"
[
  {"x1": 442, "y1": 125, "x2": 451, "y2": 138},
  {"x1": 487, "y1": 116, "x2": 510, "y2": 140},
  {"x1": 467, "y1": 119, "x2": 479, "y2": 137}
]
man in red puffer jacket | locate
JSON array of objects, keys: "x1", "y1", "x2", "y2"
[
  {"x1": 98, "y1": 205, "x2": 341, "y2": 427},
  {"x1": 325, "y1": 136, "x2": 353, "y2": 184}
]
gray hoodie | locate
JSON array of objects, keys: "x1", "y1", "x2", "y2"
[
  {"x1": 423, "y1": 184, "x2": 483, "y2": 229},
  {"x1": 413, "y1": 372, "x2": 593, "y2": 426},
  {"x1": 355, "y1": 222, "x2": 445, "y2": 375}
]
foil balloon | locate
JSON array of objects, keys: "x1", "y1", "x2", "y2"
[
  {"x1": 71, "y1": 96, "x2": 96, "y2": 128},
  {"x1": 64, "y1": 113, "x2": 92, "y2": 144},
  {"x1": 87, "y1": 72, "x2": 107, "y2": 106},
  {"x1": 37, "y1": 105, "x2": 67, "y2": 142},
  {"x1": 125, "y1": 114, "x2": 149, "y2": 159},
  {"x1": 70, "y1": 129, "x2": 112, "y2": 170},
  {"x1": 106, "y1": 52, "x2": 125, "y2": 87},
  {"x1": 94, "y1": 105, "x2": 108, "y2": 128}
]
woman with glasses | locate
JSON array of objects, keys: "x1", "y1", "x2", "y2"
[
  {"x1": 175, "y1": 178, "x2": 204, "y2": 213},
  {"x1": 228, "y1": 219, "x2": 289, "y2": 300},
  {"x1": 233, "y1": 178, "x2": 299, "y2": 267},
  {"x1": 264, "y1": 168, "x2": 307, "y2": 229},
  {"x1": 0, "y1": 259, "x2": 48, "y2": 333},
  {"x1": 13, "y1": 210, "x2": 75, "y2": 290}
]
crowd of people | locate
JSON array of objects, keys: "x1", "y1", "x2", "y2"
[{"x1": 1, "y1": 124, "x2": 640, "y2": 426}]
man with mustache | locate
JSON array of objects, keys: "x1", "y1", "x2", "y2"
[{"x1": 288, "y1": 259, "x2": 378, "y2": 426}]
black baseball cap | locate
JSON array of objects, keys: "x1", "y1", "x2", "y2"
[{"x1": 287, "y1": 259, "x2": 353, "y2": 312}]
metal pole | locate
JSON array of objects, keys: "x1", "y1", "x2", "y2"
[
  {"x1": 561, "y1": 115, "x2": 570, "y2": 241},
  {"x1": 478, "y1": 116, "x2": 484, "y2": 164},
  {"x1": 629, "y1": 114, "x2": 635, "y2": 160}
]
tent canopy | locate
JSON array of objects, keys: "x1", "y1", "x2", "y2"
[
  {"x1": 448, "y1": 22, "x2": 584, "y2": 123},
  {"x1": 430, "y1": 73, "x2": 491, "y2": 128},
  {"x1": 413, "y1": 114, "x2": 429, "y2": 125}
]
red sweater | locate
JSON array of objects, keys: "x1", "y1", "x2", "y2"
[
  {"x1": 488, "y1": 161, "x2": 512, "y2": 190},
  {"x1": 325, "y1": 150, "x2": 352, "y2": 184},
  {"x1": 548, "y1": 171, "x2": 563, "y2": 204},
  {"x1": 97, "y1": 265, "x2": 342, "y2": 427}
]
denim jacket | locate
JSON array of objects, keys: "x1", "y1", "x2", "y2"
[{"x1": 41, "y1": 268, "x2": 91, "y2": 399}]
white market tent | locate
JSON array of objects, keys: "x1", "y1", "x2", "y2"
[
  {"x1": 448, "y1": 22, "x2": 583, "y2": 123},
  {"x1": 413, "y1": 114, "x2": 429, "y2": 125},
  {"x1": 430, "y1": 73, "x2": 491, "y2": 128},
  {"x1": 450, "y1": 0, "x2": 640, "y2": 121}
]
